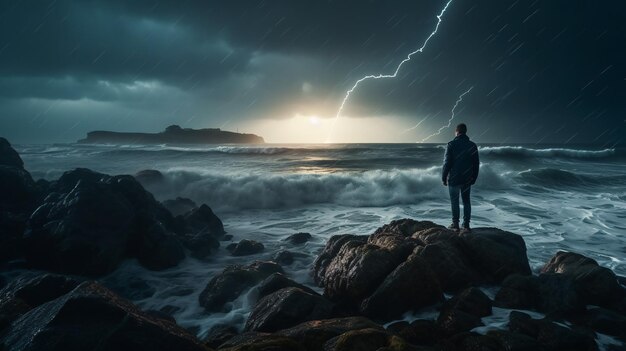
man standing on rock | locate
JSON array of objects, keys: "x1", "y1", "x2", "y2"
[{"x1": 442, "y1": 123, "x2": 479, "y2": 234}]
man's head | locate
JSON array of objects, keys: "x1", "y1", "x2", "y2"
[{"x1": 455, "y1": 123, "x2": 467, "y2": 136}]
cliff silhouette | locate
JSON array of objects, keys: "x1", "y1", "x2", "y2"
[{"x1": 78, "y1": 125, "x2": 264, "y2": 144}]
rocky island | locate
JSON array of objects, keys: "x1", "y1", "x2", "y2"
[
  {"x1": 78, "y1": 125, "x2": 265, "y2": 144},
  {"x1": 0, "y1": 136, "x2": 625, "y2": 351}
]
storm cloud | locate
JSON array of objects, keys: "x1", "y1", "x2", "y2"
[{"x1": 0, "y1": 0, "x2": 624, "y2": 144}]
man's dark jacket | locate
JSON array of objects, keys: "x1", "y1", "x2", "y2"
[{"x1": 442, "y1": 134, "x2": 479, "y2": 186}]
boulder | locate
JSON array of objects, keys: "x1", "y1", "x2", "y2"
[
  {"x1": 181, "y1": 232, "x2": 220, "y2": 259},
  {"x1": 176, "y1": 204, "x2": 224, "y2": 259},
  {"x1": 255, "y1": 273, "x2": 318, "y2": 300},
  {"x1": 273, "y1": 250, "x2": 295, "y2": 265},
  {"x1": 285, "y1": 232, "x2": 312, "y2": 245},
  {"x1": 323, "y1": 327, "x2": 411, "y2": 351},
  {"x1": 0, "y1": 281, "x2": 208, "y2": 351},
  {"x1": 436, "y1": 288, "x2": 491, "y2": 338},
  {"x1": 0, "y1": 166, "x2": 39, "y2": 214},
  {"x1": 23, "y1": 168, "x2": 186, "y2": 276},
  {"x1": 244, "y1": 287, "x2": 334, "y2": 332},
  {"x1": 218, "y1": 332, "x2": 304, "y2": 351},
  {"x1": 445, "y1": 287, "x2": 492, "y2": 317},
  {"x1": 176, "y1": 205, "x2": 225, "y2": 259},
  {"x1": 313, "y1": 219, "x2": 530, "y2": 322},
  {"x1": 441, "y1": 332, "x2": 502, "y2": 351},
  {"x1": 162, "y1": 197, "x2": 198, "y2": 216},
  {"x1": 360, "y1": 251, "x2": 444, "y2": 320},
  {"x1": 226, "y1": 239, "x2": 264, "y2": 256},
  {"x1": 0, "y1": 274, "x2": 80, "y2": 331},
  {"x1": 0, "y1": 210, "x2": 29, "y2": 263},
  {"x1": 199, "y1": 261, "x2": 283, "y2": 312},
  {"x1": 541, "y1": 251, "x2": 624, "y2": 307},
  {"x1": 572, "y1": 306, "x2": 626, "y2": 338},
  {"x1": 278, "y1": 317, "x2": 383, "y2": 351},
  {"x1": 495, "y1": 273, "x2": 584, "y2": 316},
  {"x1": 436, "y1": 308, "x2": 483, "y2": 338},
  {"x1": 508, "y1": 311, "x2": 598, "y2": 351},
  {"x1": 183, "y1": 204, "x2": 225, "y2": 238},
  {"x1": 134, "y1": 219, "x2": 185, "y2": 270},
  {"x1": 312, "y1": 234, "x2": 367, "y2": 285},
  {"x1": 460, "y1": 228, "x2": 532, "y2": 282},
  {"x1": 0, "y1": 137, "x2": 24, "y2": 168},
  {"x1": 414, "y1": 238, "x2": 483, "y2": 292},
  {"x1": 386, "y1": 319, "x2": 438, "y2": 346},
  {"x1": 204, "y1": 325, "x2": 238, "y2": 349},
  {"x1": 321, "y1": 240, "x2": 404, "y2": 305},
  {"x1": 0, "y1": 139, "x2": 40, "y2": 263},
  {"x1": 24, "y1": 179, "x2": 135, "y2": 276},
  {"x1": 486, "y1": 330, "x2": 543, "y2": 351}
]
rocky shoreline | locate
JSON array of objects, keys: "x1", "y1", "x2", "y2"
[{"x1": 0, "y1": 137, "x2": 625, "y2": 351}]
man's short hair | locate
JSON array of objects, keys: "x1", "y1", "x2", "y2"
[{"x1": 456, "y1": 123, "x2": 467, "y2": 134}]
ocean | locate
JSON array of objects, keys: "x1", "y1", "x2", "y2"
[{"x1": 15, "y1": 142, "x2": 626, "y2": 341}]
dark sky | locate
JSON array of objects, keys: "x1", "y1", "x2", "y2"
[{"x1": 1, "y1": 0, "x2": 625, "y2": 144}]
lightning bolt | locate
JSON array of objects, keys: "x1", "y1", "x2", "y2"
[
  {"x1": 326, "y1": 0, "x2": 454, "y2": 142},
  {"x1": 420, "y1": 86, "x2": 473, "y2": 143},
  {"x1": 402, "y1": 114, "x2": 430, "y2": 134}
]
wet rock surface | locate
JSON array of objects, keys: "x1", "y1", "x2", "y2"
[
  {"x1": 226, "y1": 239, "x2": 265, "y2": 256},
  {"x1": 0, "y1": 139, "x2": 226, "y2": 276},
  {"x1": 23, "y1": 168, "x2": 185, "y2": 276},
  {"x1": 285, "y1": 232, "x2": 313, "y2": 245},
  {"x1": 162, "y1": 197, "x2": 198, "y2": 216},
  {"x1": 244, "y1": 287, "x2": 334, "y2": 333},
  {"x1": 313, "y1": 219, "x2": 531, "y2": 321},
  {"x1": 0, "y1": 281, "x2": 208, "y2": 351},
  {"x1": 0, "y1": 273, "x2": 81, "y2": 331},
  {"x1": 255, "y1": 273, "x2": 318, "y2": 300},
  {"x1": 0, "y1": 138, "x2": 42, "y2": 263},
  {"x1": 198, "y1": 261, "x2": 283, "y2": 312}
]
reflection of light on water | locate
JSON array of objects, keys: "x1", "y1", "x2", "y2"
[
  {"x1": 289, "y1": 156, "x2": 345, "y2": 174},
  {"x1": 293, "y1": 166, "x2": 342, "y2": 174}
]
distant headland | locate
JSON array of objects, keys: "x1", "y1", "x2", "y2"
[{"x1": 78, "y1": 125, "x2": 265, "y2": 144}]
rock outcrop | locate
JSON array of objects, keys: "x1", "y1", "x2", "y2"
[
  {"x1": 0, "y1": 281, "x2": 208, "y2": 351},
  {"x1": 495, "y1": 251, "x2": 625, "y2": 317},
  {"x1": 0, "y1": 274, "x2": 80, "y2": 331},
  {"x1": 313, "y1": 219, "x2": 531, "y2": 321},
  {"x1": 226, "y1": 239, "x2": 264, "y2": 256},
  {"x1": 244, "y1": 287, "x2": 334, "y2": 333},
  {"x1": 277, "y1": 317, "x2": 383, "y2": 351},
  {"x1": 285, "y1": 232, "x2": 312, "y2": 245},
  {"x1": 178, "y1": 204, "x2": 225, "y2": 259},
  {"x1": 199, "y1": 261, "x2": 283, "y2": 312},
  {"x1": 0, "y1": 138, "x2": 226, "y2": 276},
  {"x1": 23, "y1": 168, "x2": 185, "y2": 276},
  {"x1": 0, "y1": 138, "x2": 42, "y2": 263}
]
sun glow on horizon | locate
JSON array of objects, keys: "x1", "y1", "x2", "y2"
[{"x1": 245, "y1": 113, "x2": 420, "y2": 143}]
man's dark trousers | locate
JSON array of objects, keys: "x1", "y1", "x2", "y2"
[{"x1": 449, "y1": 184, "x2": 471, "y2": 226}]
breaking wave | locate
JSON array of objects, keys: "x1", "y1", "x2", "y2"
[
  {"x1": 517, "y1": 168, "x2": 626, "y2": 188},
  {"x1": 480, "y1": 146, "x2": 617, "y2": 160},
  {"x1": 140, "y1": 165, "x2": 509, "y2": 211}
]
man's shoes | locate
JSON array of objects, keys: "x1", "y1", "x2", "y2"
[
  {"x1": 448, "y1": 223, "x2": 460, "y2": 232},
  {"x1": 460, "y1": 224, "x2": 471, "y2": 235}
]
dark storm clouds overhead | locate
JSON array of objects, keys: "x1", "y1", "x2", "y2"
[{"x1": 0, "y1": 0, "x2": 624, "y2": 144}]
